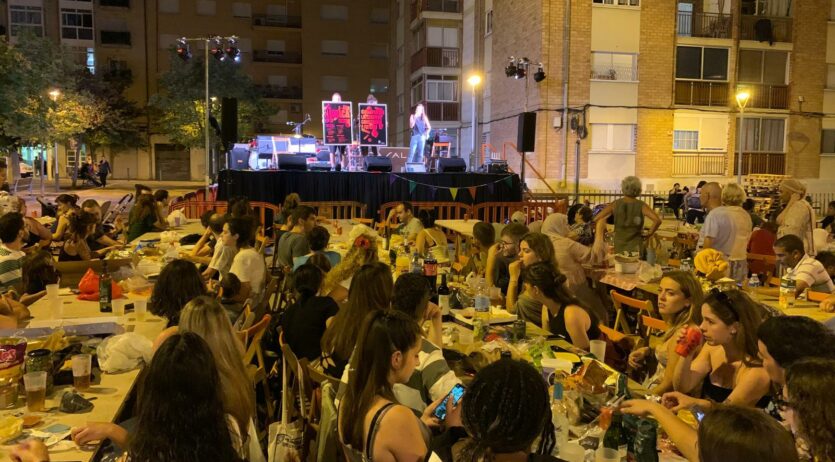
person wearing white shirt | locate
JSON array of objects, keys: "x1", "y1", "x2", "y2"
[
  {"x1": 701, "y1": 183, "x2": 752, "y2": 281},
  {"x1": 221, "y1": 217, "x2": 266, "y2": 307}
]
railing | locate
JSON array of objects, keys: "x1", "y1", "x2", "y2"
[
  {"x1": 672, "y1": 153, "x2": 727, "y2": 176},
  {"x1": 253, "y1": 50, "x2": 302, "y2": 64},
  {"x1": 99, "y1": 0, "x2": 130, "y2": 7},
  {"x1": 590, "y1": 65, "x2": 637, "y2": 81},
  {"x1": 733, "y1": 152, "x2": 786, "y2": 175},
  {"x1": 411, "y1": 47, "x2": 459, "y2": 72},
  {"x1": 677, "y1": 11, "x2": 732, "y2": 38},
  {"x1": 255, "y1": 85, "x2": 302, "y2": 100},
  {"x1": 411, "y1": 0, "x2": 461, "y2": 20},
  {"x1": 472, "y1": 201, "x2": 568, "y2": 224},
  {"x1": 743, "y1": 83, "x2": 789, "y2": 109},
  {"x1": 420, "y1": 101, "x2": 459, "y2": 121},
  {"x1": 299, "y1": 201, "x2": 367, "y2": 220},
  {"x1": 252, "y1": 14, "x2": 302, "y2": 28},
  {"x1": 740, "y1": 15, "x2": 792, "y2": 42},
  {"x1": 100, "y1": 30, "x2": 131, "y2": 46},
  {"x1": 674, "y1": 80, "x2": 729, "y2": 106}
]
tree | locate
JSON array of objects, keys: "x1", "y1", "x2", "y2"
[{"x1": 76, "y1": 70, "x2": 146, "y2": 158}]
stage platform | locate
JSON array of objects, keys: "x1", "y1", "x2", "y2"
[{"x1": 216, "y1": 169, "x2": 522, "y2": 219}]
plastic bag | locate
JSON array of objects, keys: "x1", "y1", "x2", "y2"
[
  {"x1": 77, "y1": 268, "x2": 123, "y2": 301},
  {"x1": 167, "y1": 210, "x2": 187, "y2": 228},
  {"x1": 96, "y1": 333, "x2": 153, "y2": 373},
  {"x1": 637, "y1": 262, "x2": 662, "y2": 283}
]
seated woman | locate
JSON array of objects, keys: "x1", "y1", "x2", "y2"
[
  {"x1": 51, "y1": 194, "x2": 79, "y2": 241},
  {"x1": 782, "y1": 358, "x2": 835, "y2": 462},
  {"x1": 20, "y1": 250, "x2": 60, "y2": 305},
  {"x1": 282, "y1": 263, "x2": 339, "y2": 361},
  {"x1": 568, "y1": 206, "x2": 595, "y2": 246},
  {"x1": 628, "y1": 271, "x2": 704, "y2": 395},
  {"x1": 521, "y1": 261, "x2": 601, "y2": 350},
  {"x1": 338, "y1": 310, "x2": 450, "y2": 462},
  {"x1": 666, "y1": 289, "x2": 772, "y2": 409},
  {"x1": 461, "y1": 221, "x2": 495, "y2": 277},
  {"x1": 415, "y1": 209, "x2": 448, "y2": 260},
  {"x1": 58, "y1": 211, "x2": 100, "y2": 262},
  {"x1": 154, "y1": 189, "x2": 170, "y2": 222},
  {"x1": 222, "y1": 217, "x2": 265, "y2": 307},
  {"x1": 149, "y1": 259, "x2": 207, "y2": 327},
  {"x1": 126, "y1": 194, "x2": 166, "y2": 242},
  {"x1": 757, "y1": 316, "x2": 835, "y2": 389},
  {"x1": 319, "y1": 262, "x2": 393, "y2": 378},
  {"x1": 506, "y1": 232, "x2": 559, "y2": 323},
  {"x1": 322, "y1": 225, "x2": 379, "y2": 303},
  {"x1": 292, "y1": 225, "x2": 341, "y2": 270},
  {"x1": 274, "y1": 192, "x2": 300, "y2": 228},
  {"x1": 219, "y1": 273, "x2": 244, "y2": 323}
]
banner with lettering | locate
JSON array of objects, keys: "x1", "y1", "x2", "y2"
[
  {"x1": 358, "y1": 103, "x2": 388, "y2": 147},
  {"x1": 322, "y1": 101, "x2": 353, "y2": 145}
]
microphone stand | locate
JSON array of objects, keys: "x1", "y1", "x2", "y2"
[{"x1": 287, "y1": 114, "x2": 312, "y2": 155}]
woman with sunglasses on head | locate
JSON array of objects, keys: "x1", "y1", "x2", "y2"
[{"x1": 664, "y1": 289, "x2": 772, "y2": 410}]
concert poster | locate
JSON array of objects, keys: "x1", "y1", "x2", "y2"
[
  {"x1": 322, "y1": 101, "x2": 354, "y2": 145},
  {"x1": 358, "y1": 103, "x2": 388, "y2": 147}
]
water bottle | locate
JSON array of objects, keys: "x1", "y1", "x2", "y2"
[
  {"x1": 474, "y1": 278, "x2": 490, "y2": 326},
  {"x1": 410, "y1": 252, "x2": 422, "y2": 274},
  {"x1": 779, "y1": 269, "x2": 796, "y2": 309},
  {"x1": 748, "y1": 274, "x2": 761, "y2": 301},
  {"x1": 551, "y1": 382, "x2": 570, "y2": 456}
]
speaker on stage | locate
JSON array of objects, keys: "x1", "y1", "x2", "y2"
[
  {"x1": 221, "y1": 98, "x2": 238, "y2": 146},
  {"x1": 229, "y1": 148, "x2": 249, "y2": 170},
  {"x1": 517, "y1": 112, "x2": 536, "y2": 152},
  {"x1": 278, "y1": 154, "x2": 308, "y2": 171},
  {"x1": 438, "y1": 157, "x2": 467, "y2": 173},
  {"x1": 365, "y1": 156, "x2": 392, "y2": 172}
]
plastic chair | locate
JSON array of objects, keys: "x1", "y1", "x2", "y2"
[
  {"x1": 641, "y1": 315, "x2": 670, "y2": 339},
  {"x1": 610, "y1": 290, "x2": 656, "y2": 335},
  {"x1": 241, "y1": 314, "x2": 275, "y2": 421}
]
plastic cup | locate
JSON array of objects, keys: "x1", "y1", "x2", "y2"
[
  {"x1": 49, "y1": 297, "x2": 63, "y2": 319},
  {"x1": 134, "y1": 299, "x2": 148, "y2": 321},
  {"x1": 559, "y1": 443, "x2": 586, "y2": 462},
  {"x1": 590, "y1": 340, "x2": 607, "y2": 361},
  {"x1": 71, "y1": 354, "x2": 92, "y2": 391},
  {"x1": 595, "y1": 447, "x2": 619, "y2": 462},
  {"x1": 23, "y1": 371, "x2": 47, "y2": 412},
  {"x1": 113, "y1": 298, "x2": 126, "y2": 317},
  {"x1": 45, "y1": 284, "x2": 59, "y2": 298},
  {"x1": 540, "y1": 358, "x2": 573, "y2": 385}
]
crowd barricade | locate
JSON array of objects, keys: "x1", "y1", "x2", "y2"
[
  {"x1": 300, "y1": 201, "x2": 367, "y2": 220},
  {"x1": 472, "y1": 200, "x2": 567, "y2": 224}
]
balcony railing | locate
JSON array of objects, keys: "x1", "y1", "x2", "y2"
[
  {"x1": 742, "y1": 83, "x2": 789, "y2": 109},
  {"x1": 733, "y1": 152, "x2": 786, "y2": 175},
  {"x1": 410, "y1": 47, "x2": 459, "y2": 72},
  {"x1": 252, "y1": 50, "x2": 302, "y2": 64},
  {"x1": 675, "y1": 80, "x2": 729, "y2": 106},
  {"x1": 677, "y1": 11, "x2": 732, "y2": 38},
  {"x1": 590, "y1": 64, "x2": 637, "y2": 81},
  {"x1": 255, "y1": 85, "x2": 302, "y2": 100},
  {"x1": 740, "y1": 15, "x2": 792, "y2": 42},
  {"x1": 411, "y1": 0, "x2": 461, "y2": 20},
  {"x1": 672, "y1": 153, "x2": 727, "y2": 176},
  {"x1": 99, "y1": 0, "x2": 130, "y2": 7},
  {"x1": 100, "y1": 30, "x2": 131, "y2": 46},
  {"x1": 416, "y1": 101, "x2": 459, "y2": 122},
  {"x1": 252, "y1": 14, "x2": 302, "y2": 28}
]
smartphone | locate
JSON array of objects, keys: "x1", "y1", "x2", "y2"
[
  {"x1": 692, "y1": 406, "x2": 706, "y2": 423},
  {"x1": 124, "y1": 303, "x2": 135, "y2": 313},
  {"x1": 433, "y1": 384, "x2": 465, "y2": 421}
]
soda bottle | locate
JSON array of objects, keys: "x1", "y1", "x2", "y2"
[
  {"x1": 99, "y1": 261, "x2": 112, "y2": 313},
  {"x1": 779, "y1": 268, "x2": 796, "y2": 309}
]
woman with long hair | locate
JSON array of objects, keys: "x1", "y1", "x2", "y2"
[
  {"x1": 415, "y1": 209, "x2": 448, "y2": 260},
  {"x1": 51, "y1": 193, "x2": 79, "y2": 241},
  {"x1": 666, "y1": 289, "x2": 772, "y2": 409},
  {"x1": 275, "y1": 192, "x2": 301, "y2": 228},
  {"x1": 21, "y1": 250, "x2": 60, "y2": 301},
  {"x1": 782, "y1": 358, "x2": 835, "y2": 462},
  {"x1": 506, "y1": 232, "x2": 558, "y2": 322},
  {"x1": 323, "y1": 225, "x2": 379, "y2": 302},
  {"x1": 521, "y1": 262, "x2": 601, "y2": 350},
  {"x1": 338, "y1": 310, "x2": 449, "y2": 462},
  {"x1": 282, "y1": 263, "x2": 339, "y2": 360},
  {"x1": 127, "y1": 194, "x2": 165, "y2": 242},
  {"x1": 149, "y1": 259, "x2": 206, "y2": 327},
  {"x1": 319, "y1": 262, "x2": 392, "y2": 378},
  {"x1": 628, "y1": 271, "x2": 704, "y2": 394},
  {"x1": 58, "y1": 211, "x2": 99, "y2": 261}
]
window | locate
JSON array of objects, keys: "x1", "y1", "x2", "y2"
[
  {"x1": 370, "y1": 7, "x2": 389, "y2": 23},
  {"x1": 676, "y1": 46, "x2": 729, "y2": 80},
  {"x1": 321, "y1": 76, "x2": 348, "y2": 92},
  {"x1": 738, "y1": 50, "x2": 788, "y2": 84},
  {"x1": 737, "y1": 118, "x2": 785, "y2": 152},
  {"x1": 268, "y1": 75, "x2": 288, "y2": 87},
  {"x1": 370, "y1": 43, "x2": 389, "y2": 59},
  {"x1": 426, "y1": 78, "x2": 458, "y2": 101},
  {"x1": 61, "y1": 9, "x2": 94, "y2": 41},
  {"x1": 232, "y1": 2, "x2": 252, "y2": 18},
  {"x1": 593, "y1": 0, "x2": 640, "y2": 6},
  {"x1": 591, "y1": 52, "x2": 638, "y2": 81},
  {"x1": 485, "y1": 10, "x2": 493, "y2": 35},
  {"x1": 822, "y1": 129, "x2": 835, "y2": 154},
  {"x1": 159, "y1": 0, "x2": 179, "y2": 13},
  {"x1": 674, "y1": 114, "x2": 728, "y2": 151},
  {"x1": 370, "y1": 79, "x2": 389, "y2": 94},
  {"x1": 321, "y1": 40, "x2": 348, "y2": 56},
  {"x1": 196, "y1": 0, "x2": 216, "y2": 15},
  {"x1": 9, "y1": 5, "x2": 44, "y2": 38},
  {"x1": 673, "y1": 131, "x2": 699, "y2": 150},
  {"x1": 590, "y1": 124, "x2": 636, "y2": 152},
  {"x1": 321, "y1": 5, "x2": 348, "y2": 20},
  {"x1": 426, "y1": 26, "x2": 458, "y2": 48},
  {"x1": 411, "y1": 78, "x2": 424, "y2": 105}
]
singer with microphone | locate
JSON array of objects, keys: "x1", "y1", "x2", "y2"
[{"x1": 408, "y1": 103, "x2": 431, "y2": 164}]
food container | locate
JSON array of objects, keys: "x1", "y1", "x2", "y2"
[
  {"x1": 615, "y1": 261, "x2": 640, "y2": 274},
  {"x1": 0, "y1": 338, "x2": 26, "y2": 408}
]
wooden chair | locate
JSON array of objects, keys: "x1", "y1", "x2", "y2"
[
  {"x1": 599, "y1": 323, "x2": 628, "y2": 343},
  {"x1": 255, "y1": 234, "x2": 271, "y2": 256},
  {"x1": 641, "y1": 315, "x2": 670, "y2": 339},
  {"x1": 279, "y1": 333, "x2": 316, "y2": 461},
  {"x1": 261, "y1": 276, "x2": 280, "y2": 313},
  {"x1": 234, "y1": 303, "x2": 255, "y2": 331},
  {"x1": 610, "y1": 290, "x2": 656, "y2": 335},
  {"x1": 807, "y1": 290, "x2": 829, "y2": 302},
  {"x1": 241, "y1": 314, "x2": 275, "y2": 421},
  {"x1": 748, "y1": 253, "x2": 777, "y2": 279}
]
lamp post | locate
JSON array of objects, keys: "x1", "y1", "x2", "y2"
[
  {"x1": 48, "y1": 89, "x2": 61, "y2": 192},
  {"x1": 467, "y1": 74, "x2": 481, "y2": 170},
  {"x1": 735, "y1": 89, "x2": 751, "y2": 185}
]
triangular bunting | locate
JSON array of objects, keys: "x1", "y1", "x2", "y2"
[
  {"x1": 450, "y1": 188, "x2": 458, "y2": 200},
  {"x1": 502, "y1": 176, "x2": 513, "y2": 188},
  {"x1": 408, "y1": 181, "x2": 417, "y2": 194},
  {"x1": 468, "y1": 186, "x2": 478, "y2": 199},
  {"x1": 389, "y1": 174, "x2": 397, "y2": 186}
]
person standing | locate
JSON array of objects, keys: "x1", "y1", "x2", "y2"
[
  {"x1": 328, "y1": 92, "x2": 347, "y2": 171},
  {"x1": 776, "y1": 179, "x2": 817, "y2": 255},
  {"x1": 98, "y1": 158, "x2": 111, "y2": 188},
  {"x1": 408, "y1": 103, "x2": 431, "y2": 164},
  {"x1": 33, "y1": 155, "x2": 41, "y2": 177}
]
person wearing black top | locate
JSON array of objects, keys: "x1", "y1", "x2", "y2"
[
  {"x1": 668, "y1": 183, "x2": 685, "y2": 219},
  {"x1": 821, "y1": 200, "x2": 835, "y2": 232},
  {"x1": 281, "y1": 263, "x2": 338, "y2": 360}
]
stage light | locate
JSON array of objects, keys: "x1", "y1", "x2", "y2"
[
  {"x1": 505, "y1": 57, "x2": 517, "y2": 77},
  {"x1": 515, "y1": 66, "x2": 526, "y2": 80},
  {"x1": 209, "y1": 37, "x2": 226, "y2": 61},
  {"x1": 225, "y1": 36, "x2": 241, "y2": 63},
  {"x1": 533, "y1": 64, "x2": 546, "y2": 82},
  {"x1": 176, "y1": 37, "x2": 191, "y2": 61}
]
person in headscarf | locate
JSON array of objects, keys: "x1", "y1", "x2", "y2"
[{"x1": 776, "y1": 179, "x2": 817, "y2": 256}]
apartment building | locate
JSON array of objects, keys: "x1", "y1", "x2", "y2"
[{"x1": 1, "y1": 0, "x2": 391, "y2": 181}]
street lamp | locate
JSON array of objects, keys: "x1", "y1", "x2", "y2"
[
  {"x1": 467, "y1": 74, "x2": 481, "y2": 170},
  {"x1": 48, "y1": 89, "x2": 61, "y2": 192},
  {"x1": 735, "y1": 89, "x2": 751, "y2": 184}
]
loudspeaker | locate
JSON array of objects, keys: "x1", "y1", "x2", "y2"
[
  {"x1": 221, "y1": 98, "x2": 238, "y2": 146},
  {"x1": 229, "y1": 148, "x2": 249, "y2": 170},
  {"x1": 517, "y1": 112, "x2": 537, "y2": 152},
  {"x1": 438, "y1": 157, "x2": 467, "y2": 173},
  {"x1": 365, "y1": 156, "x2": 392, "y2": 172},
  {"x1": 277, "y1": 154, "x2": 308, "y2": 171}
]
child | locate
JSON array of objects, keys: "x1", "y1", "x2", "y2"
[{"x1": 219, "y1": 273, "x2": 244, "y2": 323}]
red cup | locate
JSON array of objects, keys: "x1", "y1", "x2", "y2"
[{"x1": 675, "y1": 327, "x2": 703, "y2": 357}]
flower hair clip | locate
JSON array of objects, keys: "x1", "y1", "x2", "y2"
[{"x1": 354, "y1": 236, "x2": 372, "y2": 249}]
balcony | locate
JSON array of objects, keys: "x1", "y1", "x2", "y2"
[
  {"x1": 677, "y1": 11, "x2": 732, "y2": 38},
  {"x1": 253, "y1": 50, "x2": 302, "y2": 65},
  {"x1": 252, "y1": 14, "x2": 302, "y2": 28},
  {"x1": 675, "y1": 80, "x2": 729, "y2": 106},
  {"x1": 411, "y1": 0, "x2": 461, "y2": 20},
  {"x1": 590, "y1": 64, "x2": 637, "y2": 81},
  {"x1": 417, "y1": 101, "x2": 459, "y2": 122},
  {"x1": 99, "y1": 0, "x2": 130, "y2": 7},
  {"x1": 733, "y1": 152, "x2": 786, "y2": 175},
  {"x1": 103, "y1": 68, "x2": 132, "y2": 84},
  {"x1": 410, "y1": 47, "x2": 459, "y2": 72},
  {"x1": 672, "y1": 153, "x2": 727, "y2": 176},
  {"x1": 100, "y1": 30, "x2": 131, "y2": 46},
  {"x1": 740, "y1": 15, "x2": 792, "y2": 43},
  {"x1": 742, "y1": 83, "x2": 789, "y2": 109},
  {"x1": 255, "y1": 85, "x2": 302, "y2": 100}
]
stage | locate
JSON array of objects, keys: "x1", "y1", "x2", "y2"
[{"x1": 216, "y1": 169, "x2": 523, "y2": 219}]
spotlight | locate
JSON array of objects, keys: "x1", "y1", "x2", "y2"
[
  {"x1": 515, "y1": 66, "x2": 526, "y2": 79},
  {"x1": 209, "y1": 37, "x2": 226, "y2": 61},
  {"x1": 225, "y1": 36, "x2": 241, "y2": 63},
  {"x1": 505, "y1": 57, "x2": 517, "y2": 77},
  {"x1": 176, "y1": 37, "x2": 191, "y2": 61},
  {"x1": 533, "y1": 64, "x2": 546, "y2": 82}
]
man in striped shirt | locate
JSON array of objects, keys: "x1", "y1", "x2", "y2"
[
  {"x1": 774, "y1": 234, "x2": 835, "y2": 298},
  {"x1": 0, "y1": 212, "x2": 26, "y2": 291}
]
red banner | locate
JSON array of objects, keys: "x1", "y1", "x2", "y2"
[
  {"x1": 358, "y1": 103, "x2": 388, "y2": 147},
  {"x1": 322, "y1": 101, "x2": 353, "y2": 145}
]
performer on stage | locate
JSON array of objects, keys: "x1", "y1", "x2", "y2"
[
  {"x1": 328, "y1": 92, "x2": 347, "y2": 170},
  {"x1": 408, "y1": 103, "x2": 431, "y2": 164},
  {"x1": 361, "y1": 94, "x2": 380, "y2": 157}
]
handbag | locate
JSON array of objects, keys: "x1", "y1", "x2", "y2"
[{"x1": 267, "y1": 353, "x2": 307, "y2": 462}]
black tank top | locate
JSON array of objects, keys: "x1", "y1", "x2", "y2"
[{"x1": 547, "y1": 304, "x2": 602, "y2": 343}]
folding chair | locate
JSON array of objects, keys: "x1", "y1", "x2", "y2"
[
  {"x1": 241, "y1": 314, "x2": 275, "y2": 422},
  {"x1": 599, "y1": 323, "x2": 628, "y2": 343},
  {"x1": 610, "y1": 290, "x2": 656, "y2": 335}
]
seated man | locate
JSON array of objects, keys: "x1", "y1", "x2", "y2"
[
  {"x1": 276, "y1": 206, "x2": 316, "y2": 269},
  {"x1": 774, "y1": 234, "x2": 835, "y2": 297},
  {"x1": 486, "y1": 222, "x2": 528, "y2": 295},
  {"x1": 385, "y1": 201, "x2": 424, "y2": 242},
  {"x1": 816, "y1": 251, "x2": 835, "y2": 281}
]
